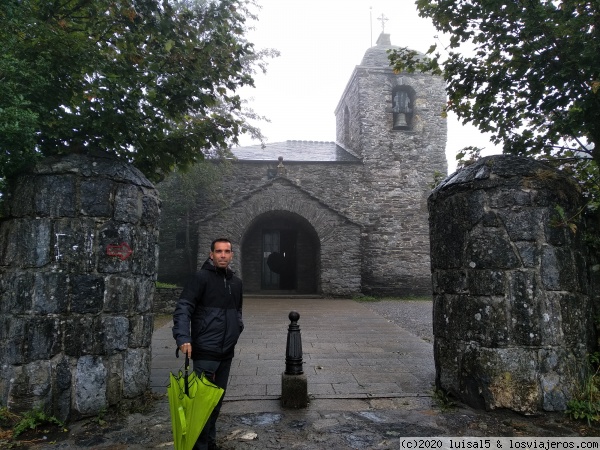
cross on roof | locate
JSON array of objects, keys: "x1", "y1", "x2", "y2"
[{"x1": 377, "y1": 13, "x2": 388, "y2": 33}]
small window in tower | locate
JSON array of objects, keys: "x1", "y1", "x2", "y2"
[
  {"x1": 392, "y1": 87, "x2": 414, "y2": 130},
  {"x1": 175, "y1": 231, "x2": 186, "y2": 249}
]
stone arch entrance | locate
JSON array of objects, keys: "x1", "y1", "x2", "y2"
[
  {"x1": 196, "y1": 178, "x2": 362, "y2": 297},
  {"x1": 241, "y1": 211, "x2": 320, "y2": 294}
]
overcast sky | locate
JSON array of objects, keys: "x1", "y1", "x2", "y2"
[{"x1": 236, "y1": 0, "x2": 502, "y2": 173}]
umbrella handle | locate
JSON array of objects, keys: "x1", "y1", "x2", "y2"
[
  {"x1": 175, "y1": 347, "x2": 192, "y2": 396},
  {"x1": 175, "y1": 347, "x2": 192, "y2": 370}
]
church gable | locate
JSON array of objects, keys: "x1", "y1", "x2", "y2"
[
  {"x1": 202, "y1": 176, "x2": 360, "y2": 228},
  {"x1": 196, "y1": 178, "x2": 361, "y2": 296}
]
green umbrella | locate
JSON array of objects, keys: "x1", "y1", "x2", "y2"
[{"x1": 167, "y1": 353, "x2": 224, "y2": 450}]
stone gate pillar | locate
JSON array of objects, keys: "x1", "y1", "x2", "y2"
[
  {"x1": 429, "y1": 155, "x2": 594, "y2": 413},
  {"x1": 0, "y1": 152, "x2": 160, "y2": 421}
]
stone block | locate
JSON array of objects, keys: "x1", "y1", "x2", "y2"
[
  {"x1": 281, "y1": 373, "x2": 308, "y2": 409},
  {"x1": 104, "y1": 276, "x2": 135, "y2": 313},
  {"x1": 141, "y1": 190, "x2": 161, "y2": 226},
  {"x1": 489, "y1": 189, "x2": 532, "y2": 209},
  {"x1": 32, "y1": 272, "x2": 69, "y2": 314},
  {"x1": 25, "y1": 317, "x2": 61, "y2": 362},
  {"x1": 134, "y1": 278, "x2": 155, "y2": 313},
  {"x1": 52, "y1": 356, "x2": 73, "y2": 422},
  {"x1": 2, "y1": 316, "x2": 26, "y2": 365},
  {"x1": 106, "y1": 354, "x2": 124, "y2": 406},
  {"x1": 433, "y1": 270, "x2": 467, "y2": 294},
  {"x1": 74, "y1": 356, "x2": 107, "y2": 416},
  {"x1": 80, "y1": 178, "x2": 113, "y2": 217},
  {"x1": 71, "y1": 274, "x2": 105, "y2": 313},
  {"x1": 34, "y1": 175, "x2": 76, "y2": 217},
  {"x1": 554, "y1": 292, "x2": 593, "y2": 346},
  {"x1": 64, "y1": 317, "x2": 104, "y2": 356},
  {"x1": 514, "y1": 241, "x2": 539, "y2": 268},
  {"x1": 103, "y1": 316, "x2": 129, "y2": 354},
  {"x1": 507, "y1": 270, "x2": 543, "y2": 346},
  {"x1": 541, "y1": 246, "x2": 576, "y2": 291},
  {"x1": 441, "y1": 295, "x2": 509, "y2": 347},
  {"x1": 52, "y1": 218, "x2": 97, "y2": 272},
  {"x1": 466, "y1": 226, "x2": 520, "y2": 269},
  {"x1": 131, "y1": 228, "x2": 158, "y2": 276},
  {"x1": 8, "y1": 175, "x2": 35, "y2": 217},
  {"x1": 129, "y1": 314, "x2": 154, "y2": 348},
  {"x1": 7, "y1": 360, "x2": 52, "y2": 413},
  {"x1": 114, "y1": 184, "x2": 142, "y2": 223},
  {"x1": 461, "y1": 346, "x2": 541, "y2": 413},
  {"x1": 97, "y1": 223, "x2": 134, "y2": 273},
  {"x1": 123, "y1": 349, "x2": 150, "y2": 398},
  {"x1": 544, "y1": 218, "x2": 570, "y2": 246},
  {"x1": 1, "y1": 272, "x2": 34, "y2": 314},
  {"x1": 467, "y1": 270, "x2": 505, "y2": 296},
  {"x1": 433, "y1": 338, "x2": 461, "y2": 396},
  {"x1": 429, "y1": 202, "x2": 467, "y2": 269},
  {"x1": 497, "y1": 208, "x2": 546, "y2": 241},
  {"x1": 11, "y1": 219, "x2": 52, "y2": 267}
]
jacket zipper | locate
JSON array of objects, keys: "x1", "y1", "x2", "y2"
[{"x1": 222, "y1": 274, "x2": 228, "y2": 351}]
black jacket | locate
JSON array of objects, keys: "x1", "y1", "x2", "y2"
[{"x1": 172, "y1": 259, "x2": 244, "y2": 361}]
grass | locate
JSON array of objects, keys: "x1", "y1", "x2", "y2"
[
  {"x1": 155, "y1": 281, "x2": 179, "y2": 289},
  {"x1": 431, "y1": 388, "x2": 457, "y2": 412},
  {"x1": 352, "y1": 295, "x2": 432, "y2": 303},
  {"x1": 0, "y1": 406, "x2": 67, "y2": 447},
  {"x1": 566, "y1": 352, "x2": 600, "y2": 424}
]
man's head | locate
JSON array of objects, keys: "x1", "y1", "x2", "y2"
[{"x1": 210, "y1": 238, "x2": 233, "y2": 270}]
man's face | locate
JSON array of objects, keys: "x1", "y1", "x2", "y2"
[{"x1": 210, "y1": 241, "x2": 233, "y2": 269}]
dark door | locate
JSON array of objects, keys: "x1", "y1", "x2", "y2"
[{"x1": 262, "y1": 229, "x2": 297, "y2": 290}]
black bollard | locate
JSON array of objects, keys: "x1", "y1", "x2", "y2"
[
  {"x1": 285, "y1": 311, "x2": 303, "y2": 375},
  {"x1": 281, "y1": 311, "x2": 308, "y2": 408}
]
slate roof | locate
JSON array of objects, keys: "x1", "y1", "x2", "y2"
[{"x1": 231, "y1": 140, "x2": 360, "y2": 162}]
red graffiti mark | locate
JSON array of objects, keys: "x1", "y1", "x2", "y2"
[{"x1": 106, "y1": 242, "x2": 133, "y2": 261}]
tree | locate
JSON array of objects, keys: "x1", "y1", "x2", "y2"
[
  {"x1": 388, "y1": 0, "x2": 600, "y2": 202},
  {"x1": 0, "y1": 0, "x2": 268, "y2": 183},
  {"x1": 156, "y1": 159, "x2": 231, "y2": 283}
]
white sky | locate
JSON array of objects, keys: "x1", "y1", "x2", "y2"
[{"x1": 237, "y1": 0, "x2": 502, "y2": 174}]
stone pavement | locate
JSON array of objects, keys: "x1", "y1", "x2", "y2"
[
  {"x1": 151, "y1": 297, "x2": 435, "y2": 402},
  {"x1": 24, "y1": 297, "x2": 596, "y2": 449}
]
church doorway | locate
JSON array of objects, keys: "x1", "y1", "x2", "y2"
[
  {"x1": 262, "y1": 229, "x2": 297, "y2": 290},
  {"x1": 241, "y1": 211, "x2": 320, "y2": 294}
]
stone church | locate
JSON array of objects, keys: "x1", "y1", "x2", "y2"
[{"x1": 157, "y1": 33, "x2": 447, "y2": 297}]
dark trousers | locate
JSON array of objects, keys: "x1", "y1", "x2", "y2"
[{"x1": 192, "y1": 358, "x2": 232, "y2": 450}]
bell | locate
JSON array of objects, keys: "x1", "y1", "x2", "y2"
[{"x1": 394, "y1": 113, "x2": 408, "y2": 129}]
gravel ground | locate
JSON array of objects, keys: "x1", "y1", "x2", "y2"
[{"x1": 359, "y1": 299, "x2": 434, "y2": 343}]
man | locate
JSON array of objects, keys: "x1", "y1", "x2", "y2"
[{"x1": 172, "y1": 238, "x2": 244, "y2": 450}]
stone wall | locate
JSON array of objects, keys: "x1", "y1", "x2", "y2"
[
  {"x1": 0, "y1": 153, "x2": 160, "y2": 421},
  {"x1": 196, "y1": 177, "x2": 362, "y2": 297},
  {"x1": 154, "y1": 287, "x2": 182, "y2": 314},
  {"x1": 429, "y1": 155, "x2": 594, "y2": 413},
  {"x1": 334, "y1": 38, "x2": 448, "y2": 295}
]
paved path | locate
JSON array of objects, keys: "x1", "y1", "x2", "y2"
[
  {"x1": 26, "y1": 298, "x2": 591, "y2": 449},
  {"x1": 151, "y1": 297, "x2": 435, "y2": 404}
]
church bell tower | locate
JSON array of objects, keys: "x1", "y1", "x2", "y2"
[{"x1": 334, "y1": 31, "x2": 448, "y2": 295}]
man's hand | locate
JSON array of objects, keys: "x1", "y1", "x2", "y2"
[{"x1": 179, "y1": 342, "x2": 192, "y2": 358}]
